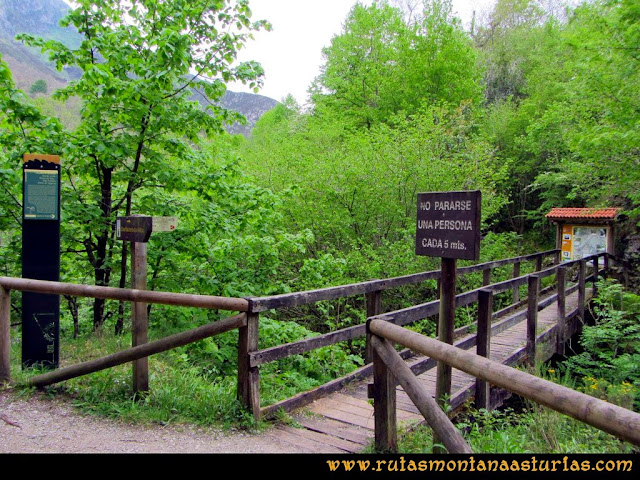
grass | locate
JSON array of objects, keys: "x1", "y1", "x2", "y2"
[
  {"x1": 8, "y1": 332, "x2": 258, "y2": 430},
  {"x1": 395, "y1": 400, "x2": 637, "y2": 454}
]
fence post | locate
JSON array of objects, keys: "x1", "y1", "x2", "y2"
[
  {"x1": 535, "y1": 255, "x2": 543, "y2": 272},
  {"x1": 556, "y1": 266, "x2": 567, "y2": 355},
  {"x1": 371, "y1": 331, "x2": 397, "y2": 452},
  {"x1": 554, "y1": 250, "x2": 561, "y2": 265},
  {"x1": 527, "y1": 275, "x2": 540, "y2": 367},
  {"x1": 475, "y1": 288, "x2": 493, "y2": 410},
  {"x1": 365, "y1": 290, "x2": 382, "y2": 364},
  {"x1": 435, "y1": 258, "x2": 456, "y2": 409},
  {"x1": 131, "y1": 241, "x2": 149, "y2": 394},
  {"x1": 238, "y1": 310, "x2": 260, "y2": 421},
  {"x1": 592, "y1": 257, "x2": 599, "y2": 298},
  {"x1": 482, "y1": 268, "x2": 491, "y2": 286},
  {"x1": 1, "y1": 286, "x2": 10, "y2": 384},
  {"x1": 578, "y1": 259, "x2": 586, "y2": 324},
  {"x1": 512, "y1": 261, "x2": 521, "y2": 304}
]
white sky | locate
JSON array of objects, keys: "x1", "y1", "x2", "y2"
[{"x1": 229, "y1": 0, "x2": 497, "y2": 105}]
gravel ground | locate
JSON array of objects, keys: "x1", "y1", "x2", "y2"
[{"x1": 0, "y1": 388, "x2": 307, "y2": 454}]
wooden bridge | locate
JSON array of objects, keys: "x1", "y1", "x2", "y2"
[{"x1": 2, "y1": 249, "x2": 640, "y2": 453}]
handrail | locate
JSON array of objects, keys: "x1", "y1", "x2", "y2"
[
  {"x1": 250, "y1": 249, "x2": 559, "y2": 312},
  {"x1": 27, "y1": 313, "x2": 246, "y2": 388},
  {"x1": 368, "y1": 318, "x2": 640, "y2": 450},
  {"x1": 0, "y1": 276, "x2": 250, "y2": 312}
]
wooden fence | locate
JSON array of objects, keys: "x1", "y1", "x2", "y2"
[
  {"x1": 0, "y1": 248, "x2": 591, "y2": 424},
  {"x1": 367, "y1": 306, "x2": 640, "y2": 452},
  {"x1": 364, "y1": 251, "x2": 640, "y2": 452}
]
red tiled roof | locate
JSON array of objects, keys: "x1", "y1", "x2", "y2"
[{"x1": 545, "y1": 207, "x2": 621, "y2": 220}]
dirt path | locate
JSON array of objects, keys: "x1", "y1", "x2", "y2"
[{"x1": 0, "y1": 388, "x2": 311, "y2": 454}]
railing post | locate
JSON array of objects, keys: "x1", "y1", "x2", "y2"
[
  {"x1": 371, "y1": 330, "x2": 397, "y2": 452},
  {"x1": 131, "y1": 241, "x2": 149, "y2": 394},
  {"x1": 556, "y1": 266, "x2": 567, "y2": 355},
  {"x1": 238, "y1": 310, "x2": 260, "y2": 421},
  {"x1": 435, "y1": 258, "x2": 456, "y2": 408},
  {"x1": 578, "y1": 259, "x2": 586, "y2": 324},
  {"x1": 434, "y1": 257, "x2": 456, "y2": 453},
  {"x1": 526, "y1": 275, "x2": 540, "y2": 367},
  {"x1": 512, "y1": 261, "x2": 521, "y2": 303},
  {"x1": 475, "y1": 288, "x2": 493, "y2": 410},
  {"x1": 535, "y1": 255, "x2": 543, "y2": 272},
  {"x1": 365, "y1": 290, "x2": 382, "y2": 364},
  {"x1": 554, "y1": 250, "x2": 561, "y2": 265},
  {"x1": 592, "y1": 256, "x2": 599, "y2": 298},
  {"x1": 1, "y1": 286, "x2": 10, "y2": 384},
  {"x1": 482, "y1": 268, "x2": 491, "y2": 287}
]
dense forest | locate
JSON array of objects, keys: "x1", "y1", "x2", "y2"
[{"x1": 1, "y1": 0, "x2": 639, "y2": 443}]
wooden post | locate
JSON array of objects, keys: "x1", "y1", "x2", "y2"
[
  {"x1": 592, "y1": 257, "x2": 599, "y2": 298},
  {"x1": 512, "y1": 261, "x2": 521, "y2": 304},
  {"x1": 238, "y1": 310, "x2": 260, "y2": 421},
  {"x1": 372, "y1": 331, "x2": 397, "y2": 452},
  {"x1": 535, "y1": 255, "x2": 543, "y2": 272},
  {"x1": 526, "y1": 275, "x2": 540, "y2": 367},
  {"x1": 1, "y1": 286, "x2": 10, "y2": 384},
  {"x1": 365, "y1": 290, "x2": 382, "y2": 364},
  {"x1": 434, "y1": 257, "x2": 456, "y2": 452},
  {"x1": 131, "y1": 241, "x2": 148, "y2": 393},
  {"x1": 554, "y1": 250, "x2": 561, "y2": 265},
  {"x1": 475, "y1": 288, "x2": 493, "y2": 410},
  {"x1": 371, "y1": 335, "x2": 471, "y2": 453},
  {"x1": 578, "y1": 260, "x2": 586, "y2": 324},
  {"x1": 482, "y1": 268, "x2": 491, "y2": 286},
  {"x1": 556, "y1": 266, "x2": 566, "y2": 355}
]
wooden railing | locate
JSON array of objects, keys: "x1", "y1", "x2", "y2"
[
  {"x1": 0, "y1": 248, "x2": 591, "y2": 425},
  {"x1": 245, "y1": 249, "x2": 560, "y2": 419},
  {"x1": 0, "y1": 278, "x2": 250, "y2": 392},
  {"x1": 367, "y1": 307, "x2": 640, "y2": 452},
  {"x1": 364, "y1": 252, "x2": 640, "y2": 453}
]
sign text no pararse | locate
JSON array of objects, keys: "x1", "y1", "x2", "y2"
[{"x1": 415, "y1": 191, "x2": 481, "y2": 260}]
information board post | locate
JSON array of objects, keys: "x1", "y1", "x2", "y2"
[
  {"x1": 22, "y1": 154, "x2": 61, "y2": 369},
  {"x1": 116, "y1": 215, "x2": 177, "y2": 394},
  {"x1": 414, "y1": 190, "x2": 481, "y2": 453}
]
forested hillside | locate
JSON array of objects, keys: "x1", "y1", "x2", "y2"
[{"x1": 1, "y1": 0, "x2": 639, "y2": 434}]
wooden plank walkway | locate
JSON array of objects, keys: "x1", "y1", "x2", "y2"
[{"x1": 267, "y1": 288, "x2": 588, "y2": 453}]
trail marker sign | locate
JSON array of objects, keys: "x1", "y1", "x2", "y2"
[{"x1": 415, "y1": 191, "x2": 481, "y2": 261}]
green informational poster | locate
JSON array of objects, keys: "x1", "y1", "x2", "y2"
[{"x1": 23, "y1": 169, "x2": 59, "y2": 220}]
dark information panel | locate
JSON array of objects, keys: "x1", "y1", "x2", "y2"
[
  {"x1": 415, "y1": 191, "x2": 481, "y2": 260},
  {"x1": 22, "y1": 154, "x2": 61, "y2": 369}
]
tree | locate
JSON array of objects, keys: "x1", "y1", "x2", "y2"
[
  {"x1": 18, "y1": 0, "x2": 270, "y2": 330},
  {"x1": 311, "y1": 0, "x2": 482, "y2": 129},
  {"x1": 29, "y1": 79, "x2": 48, "y2": 95}
]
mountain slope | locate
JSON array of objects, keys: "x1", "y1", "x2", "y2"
[{"x1": 0, "y1": 0, "x2": 277, "y2": 135}]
